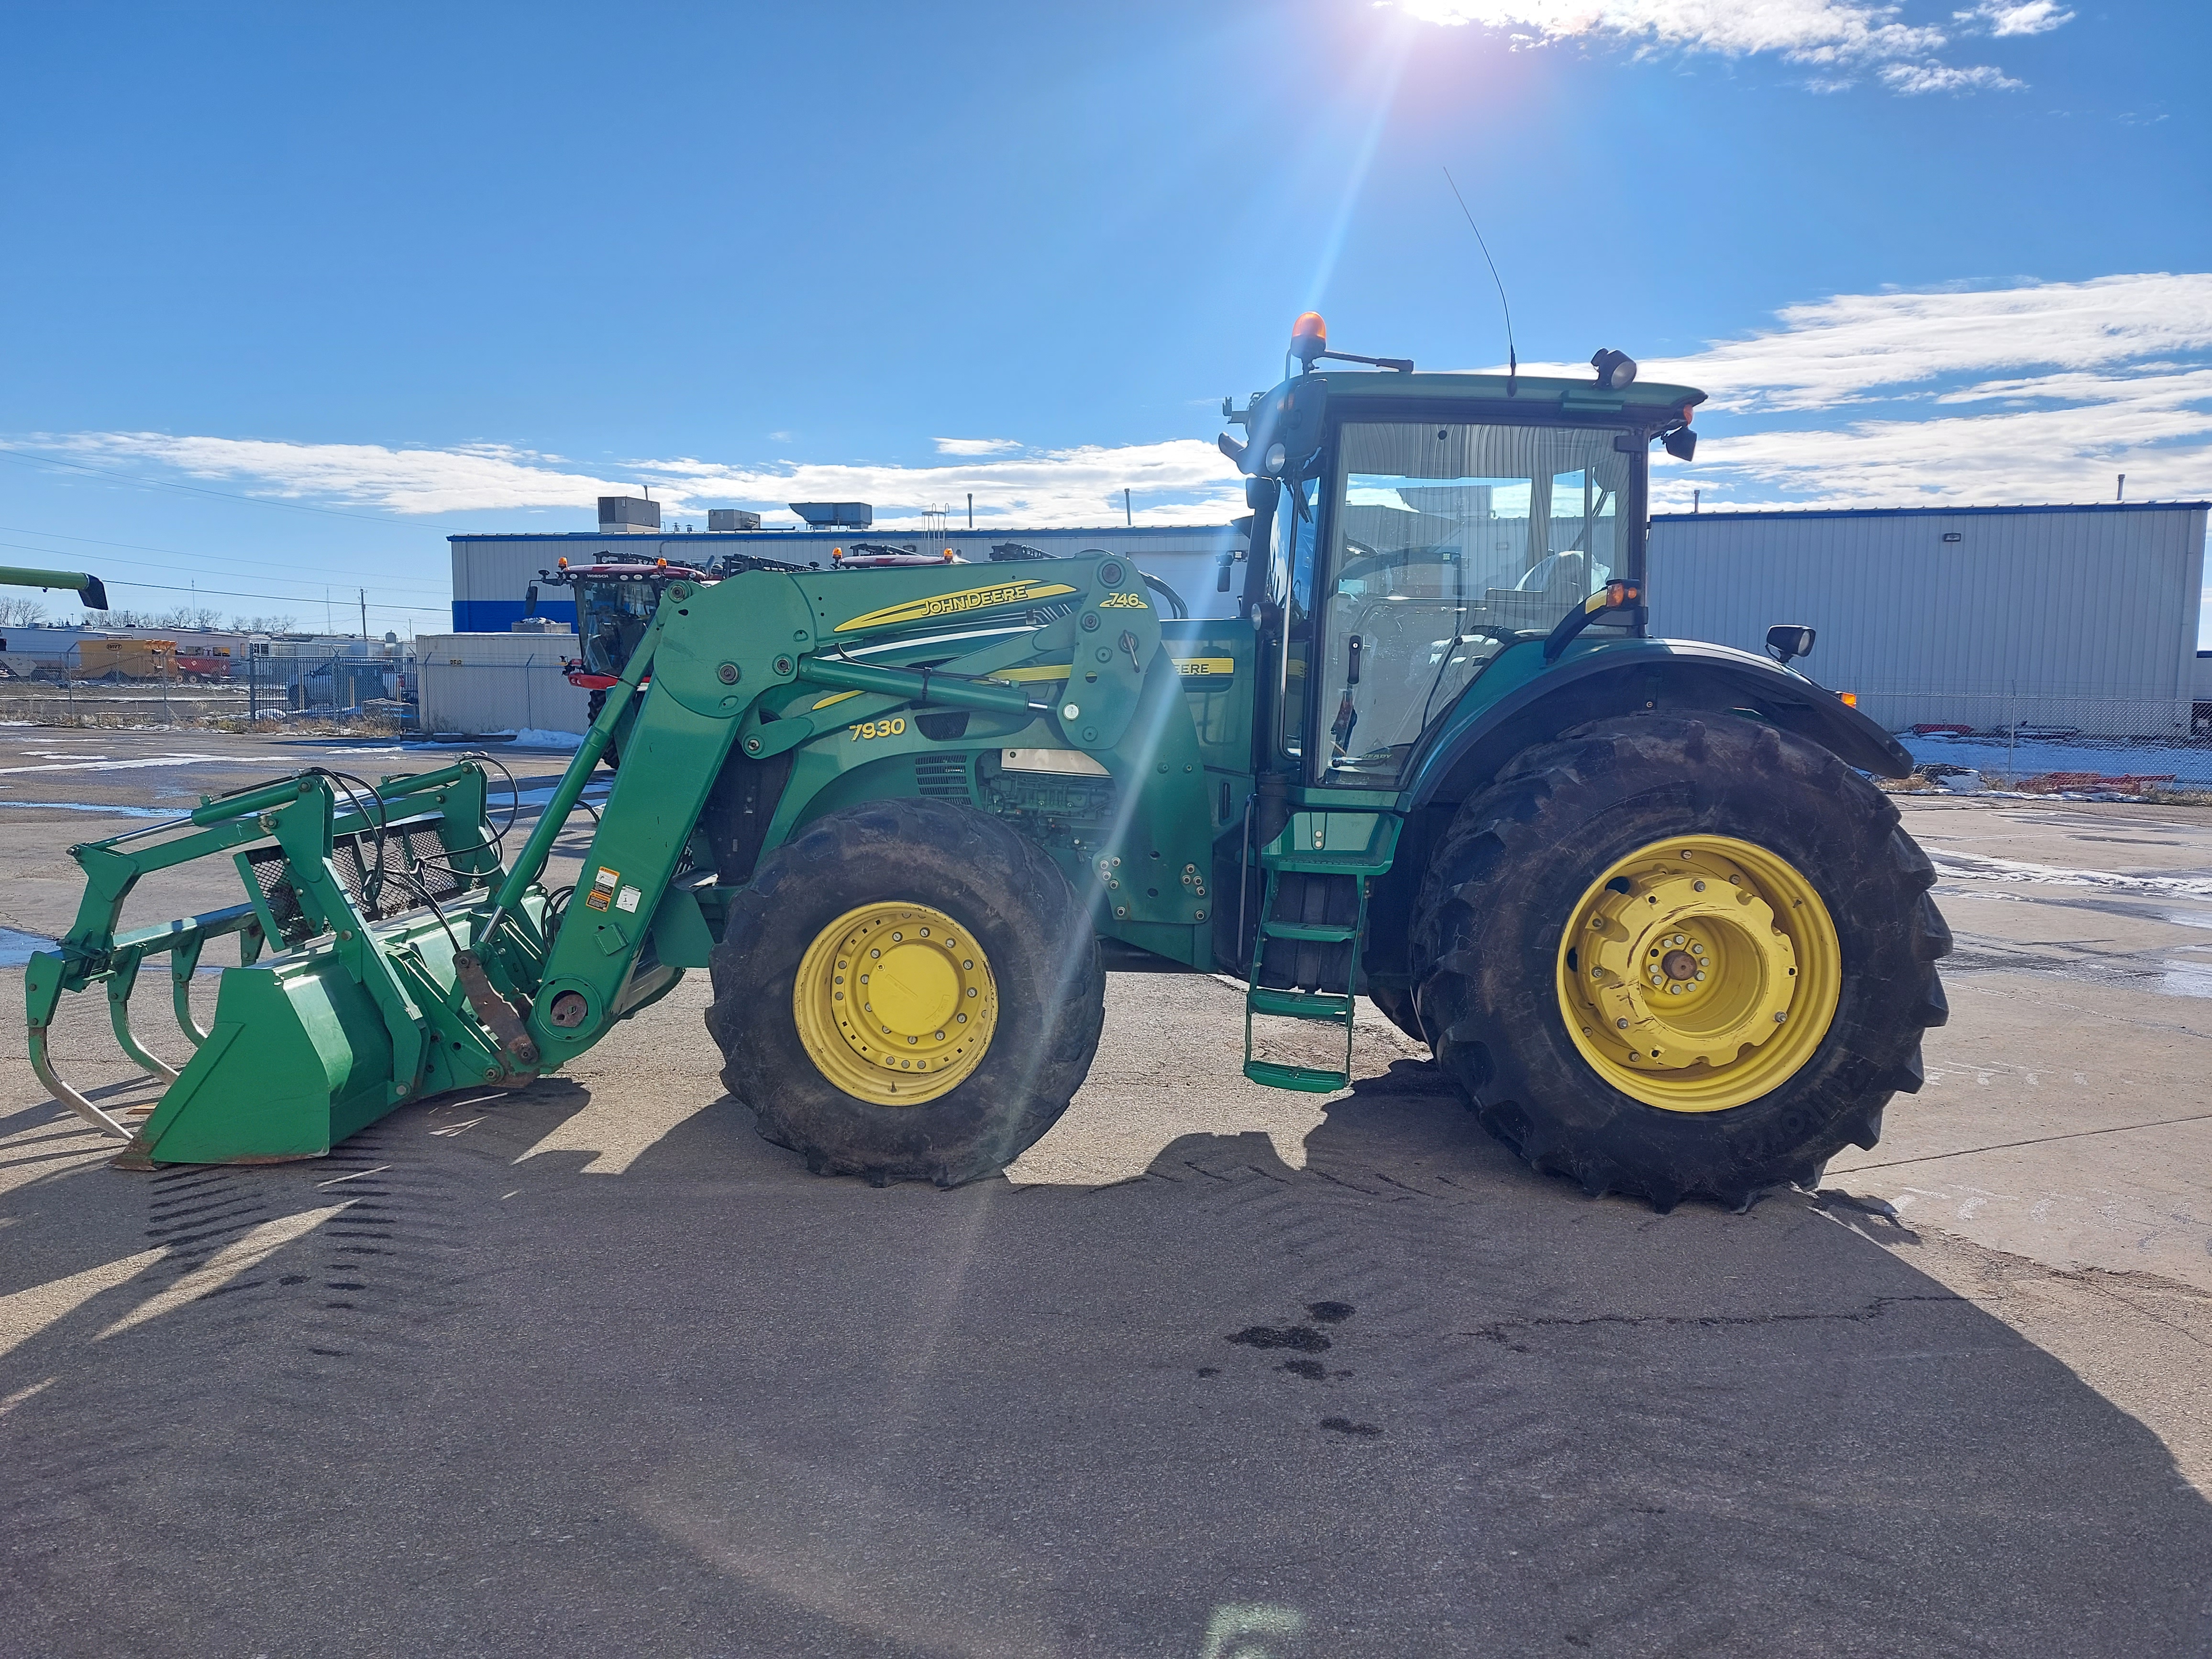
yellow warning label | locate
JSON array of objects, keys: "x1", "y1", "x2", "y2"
[{"x1": 1172, "y1": 657, "x2": 1236, "y2": 678}]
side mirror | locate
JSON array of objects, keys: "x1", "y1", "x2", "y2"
[
  {"x1": 1766, "y1": 624, "x2": 1815, "y2": 663},
  {"x1": 523, "y1": 584, "x2": 539, "y2": 619},
  {"x1": 1661, "y1": 426, "x2": 1697, "y2": 462},
  {"x1": 1216, "y1": 555, "x2": 1234, "y2": 593}
]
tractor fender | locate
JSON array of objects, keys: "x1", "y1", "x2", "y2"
[{"x1": 1406, "y1": 639, "x2": 1912, "y2": 811}]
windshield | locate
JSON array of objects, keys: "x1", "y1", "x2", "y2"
[
  {"x1": 1313, "y1": 420, "x2": 1636, "y2": 786},
  {"x1": 578, "y1": 576, "x2": 668, "y2": 676}
]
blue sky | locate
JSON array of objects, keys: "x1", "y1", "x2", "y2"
[{"x1": 1, "y1": 0, "x2": 2206, "y2": 638}]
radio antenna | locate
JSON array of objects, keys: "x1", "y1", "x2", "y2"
[{"x1": 1443, "y1": 166, "x2": 1517, "y2": 397}]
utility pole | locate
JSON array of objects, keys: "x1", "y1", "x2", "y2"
[
  {"x1": 358, "y1": 587, "x2": 368, "y2": 638},
  {"x1": 1124, "y1": 488, "x2": 1132, "y2": 527},
  {"x1": 967, "y1": 492, "x2": 973, "y2": 530}
]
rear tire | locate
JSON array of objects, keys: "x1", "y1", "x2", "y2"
[
  {"x1": 1368, "y1": 983, "x2": 1427, "y2": 1047},
  {"x1": 705, "y1": 797, "x2": 1104, "y2": 1186},
  {"x1": 1411, "y1": 714, "x2": 1949, "y2": 1211}
]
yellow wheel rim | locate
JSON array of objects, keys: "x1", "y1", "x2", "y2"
[
  {"x1": 1556, "y1": 834, "x2": 1841, "y2": 1113},
  {"x1": 792, "y1": 902, "x2": 997, "y2": 1105}
]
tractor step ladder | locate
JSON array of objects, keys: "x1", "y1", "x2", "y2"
[{"x1": 1243, "y1": 810, "x2": 1401, "y2": 1093}]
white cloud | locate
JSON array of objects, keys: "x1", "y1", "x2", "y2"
[
  {"x1": 1640, "y1": 273, "x2": 2212, "y2": 414},
  {"x1": 1396, "y1": 0, "x2": 2051, "y2": 92},
  {"x1": 22, "y1": 275, "x2": 2208, "y2": 530},
  {"x1": 1957, "y1": 0, "x2": 2072, "y2": 36},
  {"x1": 37, "y1": 433, "x2": 641, "y2": 517},
  {"x1": 932, "y1": 437, "x2": 1023, "y2": 456},
  {"x1": 1878, "y1": 59, "x2": 2017, "y2": 91},
  {"x1": 31, "y1": 430, "x2": 1242, "y2": 529},
  {"x1": 625, "y1": 441, "x2": 1240, "y2": 527},
  {"x1": 1640, "y1": 273, "x2": 2212, "y2": 510}
]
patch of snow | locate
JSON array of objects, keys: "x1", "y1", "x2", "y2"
[
  {"x1": 0, "y1": 799, "x2": 175, "y2": 819},
  {"x1": 1925, "y1": 849, "x2": 2212, "y2": 901},
  {"x1": 504, "y1": 728, "x2": 586, "y2": 750},
  {"x1": 0, "y1": 753, "x2": 224, "y2": 777}
]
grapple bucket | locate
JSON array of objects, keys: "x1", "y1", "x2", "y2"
[{"x1": 27, "y1": 761, "x2": 553, "y2": 1165}]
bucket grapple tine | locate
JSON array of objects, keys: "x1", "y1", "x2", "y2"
[
  {"x1": 28, "y1": 1023, "x2": 135, "y2": 1139},
  {"x1": 170, "y1": 933, "x2": 210, "y2": 1046},
  {"x1": 105, "y1": 946, "x2": 180, "y2": 1084},
  {"x1": 131, "y1": 903, "x2": 262, "y2": 1049},
  {"x1": 25, "y1": 949, "x2": 135, "y2": 1139}
]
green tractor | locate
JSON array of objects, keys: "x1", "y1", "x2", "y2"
[{"x1": 30, "y1": 319, "x2": 1947, "y2": 1208}]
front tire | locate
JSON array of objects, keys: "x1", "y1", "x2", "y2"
[
  {"x1": 1411, "y1": 714, "x2": 1949, "y2": 1210},
  {"x1": 705, "y1": 797, "x2": 1105, "y2": 1186}
]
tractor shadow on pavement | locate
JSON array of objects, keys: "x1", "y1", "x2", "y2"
[{"x1": 1, "y1": 1058, "x2": 2209, "y2": 1658}]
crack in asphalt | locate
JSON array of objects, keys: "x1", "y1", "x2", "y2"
[
  {"x1": 1839, "y1": 1109, "x2": 2212, "y2": 1171},
  {"x1": 1468, "y1": 1294, "x2": 1965, "y2": 1346}
]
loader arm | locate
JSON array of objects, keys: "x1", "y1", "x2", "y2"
[
  {"x1": 33, "y1": 552, "x2": 1217, "y2": 1165},
  {"x1": 509, "y1": 553, "x2": 1210, "y2": 1072}
]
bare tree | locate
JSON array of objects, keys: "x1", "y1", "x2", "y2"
[
  {"x1": 0, "y1": 597, "x2": 51, "y2": 627},
  {"x1": 151, "y1": 604, "x2": 224, "y2": 631},
  {"x1": 229, "y1": 613, "x2": 297, "y2": 634}
]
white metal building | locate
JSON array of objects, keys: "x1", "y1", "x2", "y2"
[
  {"x1": 451, "y1": 522, "x2": 1249, "y2": 633},
  {"x1": 1647, "y1": 502, "x2": 2210, "y2": 736}
]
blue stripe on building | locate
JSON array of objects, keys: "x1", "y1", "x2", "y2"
[{"x1": 453, "y1": 597, "x2": 580, "y2": 633}]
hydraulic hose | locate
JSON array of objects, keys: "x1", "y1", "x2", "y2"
[{"x1": 476, "y1": 603, "x2": 670, "y2": 947}]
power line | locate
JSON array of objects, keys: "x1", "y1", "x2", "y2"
[
  {"x1": 0, "y1": 443, "x2": 481, "y2": 534},
  {"x1": 10, "y1": 544, "x2": 448, "y2": 606},
  {"x1": 91, "y1": 576, "x2": 447, "y2": 617},
  {"x1": 0, "y1": 521, "x2": 453, "y2": 598},
  {"x1": 0, "y1": 536, "x2": 450, "y2": 605},
  {"x1": 0, "y1": 542, "x2": 448, "y2": 618},
  {"x1": 0, "y1": 536, "x2": 448, "y2": 611}
]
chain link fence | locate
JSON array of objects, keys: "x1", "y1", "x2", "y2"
[
  {"x1": 0, "y1": 652, "x2": 410, "y2": 730},
  {"x1": 1858, "y1": 684, "x2": 2212, "y2": 793}
]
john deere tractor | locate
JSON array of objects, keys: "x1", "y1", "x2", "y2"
[{"x1": 31, "y1": 317, "x2": 1947, "y2": 1209}]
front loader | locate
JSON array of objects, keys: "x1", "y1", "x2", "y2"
[{"x1": 31, "y1": 318, "x2": 1947, "y2": 1207}]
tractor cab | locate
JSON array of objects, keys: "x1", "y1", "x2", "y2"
[
  {"x1": 535, "y1": 558, "x2": 718, "y2": 689},
  {"x1": 1223, "y1": 314, "x2": 1703, "y2": 792}
]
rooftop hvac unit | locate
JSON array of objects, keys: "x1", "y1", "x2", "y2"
[
  {"x1": 597, "y1": 496, "x2": 662, "y2": 533},
  {"x1": 789, "y1": 501, "x2": 873, "y2": 530},
  {"x1": 708, "y1": 509, "x2": 763, "y2": 531}
]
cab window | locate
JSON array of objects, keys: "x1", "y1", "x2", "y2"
[{"x1": 1314, "y1": 420, "x2": 1633, "y2": 787}]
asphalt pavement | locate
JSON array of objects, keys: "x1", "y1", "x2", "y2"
[{"x1": 0, "y1": 730, "x2": 2207, "y2": 1657}]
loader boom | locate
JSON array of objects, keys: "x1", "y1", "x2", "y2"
[{"x1": 518, "y1": 553, "x2": 1213, "y2": 1071}]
